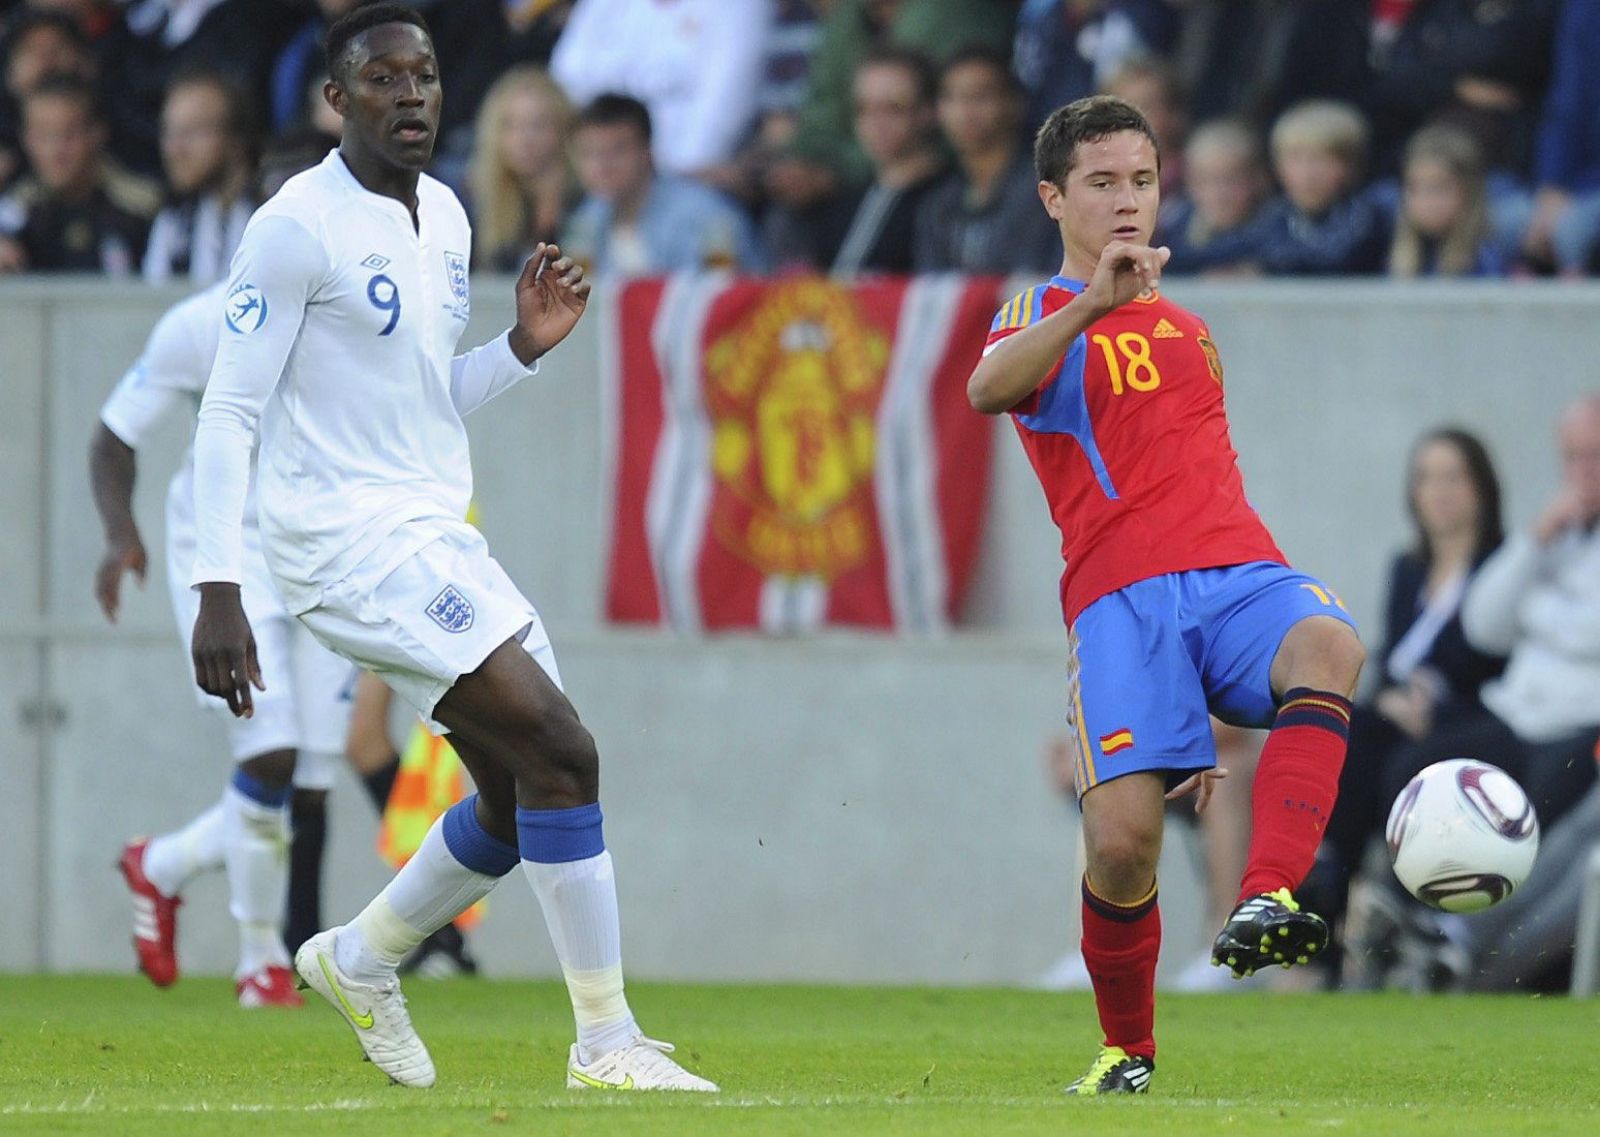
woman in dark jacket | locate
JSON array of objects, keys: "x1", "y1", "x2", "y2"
[{"x1": 1304, "y1": 428, "x2": 1507, "y2": 978}]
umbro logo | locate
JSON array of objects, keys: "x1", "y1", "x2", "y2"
[
  {"x1": 1152, "y1": 318, "x2": 1183, "y2": 339},
  {"x1": 361, "y1": 253, "x2": 391, "y2": 271}
]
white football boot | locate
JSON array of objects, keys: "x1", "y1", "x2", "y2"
[
  {"x1": 294, "y1": 927, "x2": 437, "y2": 1088},
  {"x1": 566, "y1": 1035, "x2": 719, "y2": 1091}
]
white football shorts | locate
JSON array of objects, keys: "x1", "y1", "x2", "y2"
[
  {"x1": 295, "y1": 519, "x2": 562, "y2": 733},
  {"x1": 169, "y1": 525, "x2": 355, "y2": 779}
]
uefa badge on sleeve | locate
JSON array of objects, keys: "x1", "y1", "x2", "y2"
[{"x1": 224, "y1": 282, "x2": 268, "y2": 335}]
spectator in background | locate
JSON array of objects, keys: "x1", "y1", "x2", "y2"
[
  {"x1": 1171, "y1": 0, "x2": 1368, "y2": 133},
  {"x1": 0, "y1": 73, "x2": 158, "y2": 273},
  {"x1": 551, "y1": 0, "x2": 771, "y2": 179},
  {"x1": 142, "y1": 69, "x2": 253, "y2": 283},
  {"x1": 1388, "y1": 125, "x2": 1501, "y2": 279},
  {"x1": 1013, "y1": 0, "x2": 1182, "y2": 133},
  {"x1": 781, "y1": 0, "x2": 1011, "y2": 198},
  {"x1": 1253, "y1": 100, "x2": 1389, "y2": 275},
  {"x1": 1101, "y1": 55, "x2": 1186, "y2": 205},
  {"x1": 1355, "y1": 400, "x2": 1600, "y2": 990},
  {"x1": 768, "y1": 48, "x2": 944, "y2": 274},
  {"x1": 1516, "y1": 0, "x2": 1600, "y2": 277},
  {"x1": 1365, "y1": 0, "x2": 1559, "y2": 178},
  {"x1": 1158, "y1": 118, "x2": 1270, "y2": 276},
  {"x1": 696, "y1": 0, "x2": 824, "y2": 208},
  {"x1": 913, "y1": 46, "x2": 1056, "y2": 275},
  {"x1": 563, "y1": 93, "x2": 764, "y2": 276},
  {"x1": 1298, "y1": 428, "x2": 1506, "y2": 986},
  {"x1": 267, "y1": 0, "x2": 359, "y2": 134},
  {"x1": 1, "y1": 9, "x2": 97, "y2": 188},
  {"x1": 467, "y1": 65, "x2": 579, "y2": 272},
  {"x1": 1432, "y1": 396, "x2": 1600, "y2": 826},
  {"x1": 499, "y1": 0, "x2": 579, "y2": 57},
  {"x1": 99, "y1": 0, "x2": 301, "y2": 178}
]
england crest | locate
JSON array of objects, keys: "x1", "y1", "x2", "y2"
[
  {"x1": 426, "y1": 584, "x2": 474, "y2": 633},
  {"x1": 444, "y1": 251, "x2": 470, "y2": 309}
]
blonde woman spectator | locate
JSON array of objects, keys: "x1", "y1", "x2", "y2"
[
  {"x1": 1389, "y1": 126, "x2": 1502, "y2": 279},
  {"x1": 468, "y1": 66, "x2": 579, "y2": 272}
]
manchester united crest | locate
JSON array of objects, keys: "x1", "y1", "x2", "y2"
[{"x1": 702, "y1": 279, "x2": 890, "y2": 580}]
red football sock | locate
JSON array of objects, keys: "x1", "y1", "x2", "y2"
[
  {"x1": 1239, "y1": 687, "x2": 1353, "y2": 902},
  {"x1": 1080, "y1": 876, "x2": 1160, "y2": 1061}
]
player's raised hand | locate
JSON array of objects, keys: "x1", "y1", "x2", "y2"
[
  {"x1": 95, "y1": 533, "x2": 147, "y2": 624},
  {"x1": 191, "y1": 582, "x2": 265, "y2": 718},
  {"x1": 508, "y1": 242, "x2": 591, "y2": 364},
  {"x1": 1086, "y1": 241, "x2": 1171, "y2": 314}
]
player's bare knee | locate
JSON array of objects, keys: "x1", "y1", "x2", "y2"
[
  {"x1": 1275, "y1": 617, "x2": 1364, "y2": 698},
  {"x1": 1086, "y1": 825, "x2": 1162, "y2": 900},
  {"x1": 536, "y1": 712, "x2": 599, "y2": 789}
]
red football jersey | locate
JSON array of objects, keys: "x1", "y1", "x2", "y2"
[{"x1": 984, "y1": 275, "x2": 1285, "y2": 624}]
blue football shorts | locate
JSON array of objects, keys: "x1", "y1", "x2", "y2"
[{"x1": 1062, "y1": 560, "x2": 1358, "y2": 798}]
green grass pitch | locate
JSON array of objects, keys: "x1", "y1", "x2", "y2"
[{"x1": 2, "y1": 976, "x2": 1597, "y2": 1135}]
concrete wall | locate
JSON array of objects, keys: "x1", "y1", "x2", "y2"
[{"x1": 1, "y1": 277, "x2": 1593, "y2": 984}]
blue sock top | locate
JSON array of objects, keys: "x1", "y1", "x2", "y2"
[
  {"x1": 516, "y1": 801, "x2": 605, "y2": 864},
  {"x1": 441, "y1": 795, "x2": 520, "y2": 877},
  {"x1": 230, "y1": 767, "x2": 291, "y2": 808}
]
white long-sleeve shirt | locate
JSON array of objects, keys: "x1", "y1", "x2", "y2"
[
  {"x1": 550, "y1": 0, "x2": 772, "y2": 173},
  {"x1": 1461, "y1": 527, "x2": 1600, "y2": 741},
  {"x1": 190, "y1": 151, "x2": 536, "y2": 611}
]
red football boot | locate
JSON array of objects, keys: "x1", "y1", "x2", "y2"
[
  {"x1": 236, "y1": 965, "x2": 305, "y2": 1008},
  {"x1": 118, "y1": 838, "x2": 180, "y2": 988}
]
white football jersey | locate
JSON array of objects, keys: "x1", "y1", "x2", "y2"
[
  {"x1": 190, "y1": 151, "x2": 537, "y2": 610},
  {"x1": 99, "y1": 285, "x2": 276, "y2": 587}
]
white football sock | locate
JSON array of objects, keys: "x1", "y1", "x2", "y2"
[
  {"x1": 142, "y1": 798, "x2": 227, "y2": 896},
  {"x1": 223, "y1": 784, "x2": 291, "y2": 977},
  {"x1": 334, "y1": 814, "x2": 502, "y2": 986},
  {"x1": 522, "y1": 851, "x2": 638, "y2": 1061}
]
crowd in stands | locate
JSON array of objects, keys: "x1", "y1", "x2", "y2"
[
  {"x1": 1, "y1": 0, "x2": 1598, "y2": 282},
  {"x1": 1, "y1": 1, "x2": 1595, "y2": 993}
]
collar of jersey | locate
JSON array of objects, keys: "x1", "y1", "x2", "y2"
[
  {"x1": 326, "y1": 150, "x2": 421, "y2": 222},
  {"x1": 1050, "y1": 275, "x2": 1088, "y2": 293}
]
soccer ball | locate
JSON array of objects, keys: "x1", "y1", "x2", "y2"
[{"x1": 1384, "y1": 759, "x2": 1539, "y2": 913}]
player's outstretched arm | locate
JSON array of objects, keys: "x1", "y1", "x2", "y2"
[
  {"x1": 967, "y1": 241, "x2": 1170, "y2": 414},
  {"x1": 88, "y1": 424, "x2": 146, "y2": 624}
]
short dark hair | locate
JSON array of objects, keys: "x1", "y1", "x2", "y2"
[
  {"x1": 938, "y1": 45, "x2": 1022, "y2": 99},
  {"x1": 576, "y1": 93, "x2": 652, "y2": 144},
  {"x1": 325, "y1": 2, "x2": 432, "y2": 85},
  {"x1": 856, "y1": 47, "x2": 937, "y2": 108},
  {"x1": 1034, "y1": 95, "x2": 1159, "y2": 185},
  {"x1": 23, "y1": 72, "x2": 100, "y2": 123}
]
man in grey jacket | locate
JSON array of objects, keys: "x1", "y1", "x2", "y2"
[{"x1": 1379, "y1": 394, "x2": 1600, "y2": 829}]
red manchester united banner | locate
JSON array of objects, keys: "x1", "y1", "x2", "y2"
[{"x1": 604, "y1": 275, "x2": 1001, "y2": 633}]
